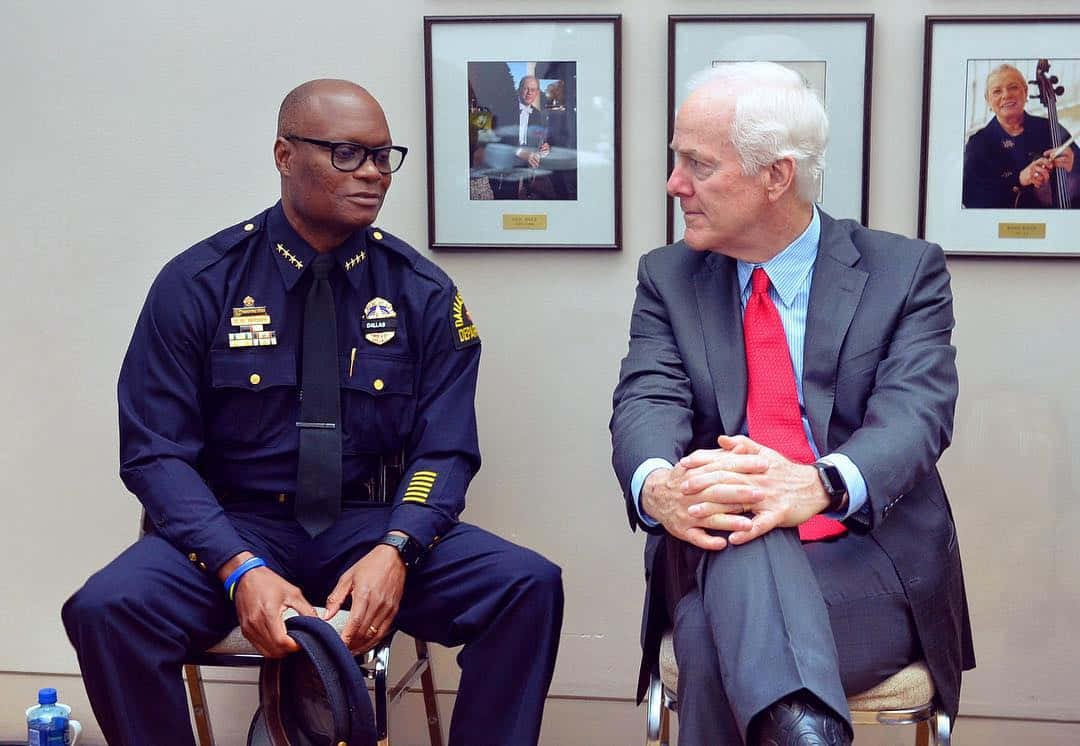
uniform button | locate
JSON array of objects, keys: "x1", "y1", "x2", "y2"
[
  {"x1": 198, "y1": 562, "x2": 207, "y2": 571},
  {"x1": 243, "y1": 223, "x2": 255, "y2": 232},
  {"x1": 372, "y1": 230, "x2": 383, "y2": 240},
  {"x1": 373, "y1": 378, "x2": 385, "y2": 391},
  {"x1": 278, "y1": 492, "x2": 286, "y2": 503},
  {"x1": 250, "y1": 373, "x2": 261, "y2": 385},
  {"x1": 188, "y1": 552, "x2": 198, "y2": 562}
]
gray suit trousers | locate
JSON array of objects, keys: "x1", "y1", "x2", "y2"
[{"x1": 667, "y1": 528, "x2": 919, "y2": 745}]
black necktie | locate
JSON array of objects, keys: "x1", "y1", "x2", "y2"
[{"x1": 295, "y1": 253, "x2": 341, "y2": 536}]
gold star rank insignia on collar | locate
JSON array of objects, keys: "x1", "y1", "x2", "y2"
[
  {"x1": 345, "y1": 251, "x2": 366, "y2": 271},
  {"x1": 363, "y1": 297, "x2": 398, "y2": 345},
  {"x1": 275, "y1": 243, "x2": 303, "y2": 270}
]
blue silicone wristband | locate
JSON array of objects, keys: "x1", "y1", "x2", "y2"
[{"x1": 224, "y1": 557, "x2": 266, "y2": 600}]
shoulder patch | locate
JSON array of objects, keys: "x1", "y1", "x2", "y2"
[{"x1": 450, "y1": 287, "x2": 480, "y2": 350}]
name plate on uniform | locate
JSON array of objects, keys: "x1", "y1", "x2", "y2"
[
  {"x1": 502, "y1": 214, "x2": 548, "y2": 230},
  {"x1": 998, "y1": 222, "x2": 1046, "y2": 239}
]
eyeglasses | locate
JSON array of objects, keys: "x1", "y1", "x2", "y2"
[{"x1": 284, "y1": 136, "x2": 408, "y2": 174}]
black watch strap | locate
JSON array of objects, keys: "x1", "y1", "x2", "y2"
[
  {"x1": 813, "y1": 461, "x2": 848, "y2": 514},
  {"x1": 378, "y1": 533, "x2": 426, "y2": 568}
]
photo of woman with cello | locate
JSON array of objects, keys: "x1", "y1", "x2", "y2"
[{"x1": 962, "y1": 59, "x2": 1079, "y2": 209}]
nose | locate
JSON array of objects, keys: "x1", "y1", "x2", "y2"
[
  {"x1": 667, "y1": 161, "x2": 692, "y2": 199},
  {"x1": 351, "y1": 156, "x2": 383, "y2": 180}
]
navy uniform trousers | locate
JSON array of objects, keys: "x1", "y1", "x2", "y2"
[
  {"x1": 63, "y1": 499, "x2": 563, "y2": 746},
  {"x1": 665, "y1": 527, "x2": 919, "y2": 745}
]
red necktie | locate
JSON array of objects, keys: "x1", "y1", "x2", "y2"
[{"x1": 743, "y1": 268, "x2": 846, "y2": 542}]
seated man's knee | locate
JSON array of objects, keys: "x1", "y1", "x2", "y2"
[
  {"x1": 62, "y1": 575, "x2": 120, "y2": 641},
  {"x1": 506, "y1": 548, "x2": 564, "y2": 609}
]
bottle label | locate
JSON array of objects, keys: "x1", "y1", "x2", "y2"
[{"x1": 28, "y1": 723, "x2": 67, "y2": 745}]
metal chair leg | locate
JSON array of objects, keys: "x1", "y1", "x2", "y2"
[
  {"x1": 645, "y1": 673, "x2": 663, "y2": 746},
  {"x1": 415, "y1": 638, "x2": 444, "y2": 746},
  {"x1": 184, "y1": 664, "x2": 214, "y2": 746},
  {"x1": 373, "y1": 640, "x2": 391, "y2": 746},
  {"x1": 934, "y1": 710, "x2": 952, "y2": 746}
]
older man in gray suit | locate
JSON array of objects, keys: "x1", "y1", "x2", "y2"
[{"x1": 610, "y1": 62, "x2": 974, "y2": 745}]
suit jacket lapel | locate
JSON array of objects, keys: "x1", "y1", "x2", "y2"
[
  {"x1": 804, "y1": 212, "x2": 867, "y2": 451},
  {"x1": 694, "y1": 253, "x2": 747, "y2": 435}
]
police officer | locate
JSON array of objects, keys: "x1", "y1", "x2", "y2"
[{"x1": 63, "y1": 79, "x2": 564, "y2": 746}]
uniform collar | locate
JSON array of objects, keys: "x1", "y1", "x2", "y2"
[
  {"x1": 266, "y1": 201, "x2": 371, "y2": 291},
  {"x1": 736, "y1": 206, "x2": 820, "y2": 308}
]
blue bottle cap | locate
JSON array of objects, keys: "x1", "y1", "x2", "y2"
[{"x1": 38, "y1": 688, "x2": 57, "y2": 704}]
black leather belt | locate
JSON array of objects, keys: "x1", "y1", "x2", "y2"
[{"x1": 215, "y1": 483, "x2": 376, "y2": 505}]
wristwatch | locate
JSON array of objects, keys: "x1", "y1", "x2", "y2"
[
  {"x1": 813, "y1": 461, "x2": 849, "y2": 514},
  {"x1": 377, "y1": 533, "x2": 426, "y2": 568}
]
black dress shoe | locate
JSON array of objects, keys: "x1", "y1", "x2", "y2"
[{"x1": 751, "y1": 693, "x2": 852, "y2": 746}]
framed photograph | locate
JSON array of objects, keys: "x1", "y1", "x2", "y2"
[
  {"x1": 424, "y1": 15, "x2": 621, "y2": 250},
  {"x1": 667, "y1": 15, "x2": 873, "y2": 244},
  {"x1": 920, "y1": 16, "x2": 1080, "y2": 255}
]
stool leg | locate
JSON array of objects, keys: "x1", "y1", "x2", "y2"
[
  {"x1": 659, "y1": 705, "x2": 671, "y2": 746},
  {"x1": 645, "y1": 674, "x2": 663, "y2": 746},
  {"x1": 375, "y1": 642, "x2": 391, "y2": 746},
  {"x1": 915, "y1": 720, "x2": 929, "y2": 746},
  {"x1": 934, "y1": 711, "x2": 952, "y2": 746},
  {"x1": 415, "y1": 638, "x2": 444, "y2": 746},
  {"x1": 184, "y1": 664, "x2": 214, "y2": 746}
]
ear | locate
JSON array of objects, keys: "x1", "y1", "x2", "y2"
[
  {"x1": 764, "y1": 157, "x2": 797, "y2": 203},
  {"x1": 273, "y1": 136, "x2": 293, "y2": 176}
]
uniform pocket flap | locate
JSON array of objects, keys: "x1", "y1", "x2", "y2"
[
  {"x1": 210, "y1": 347, "x2": 297, "y2": 390},
  {"x1": 344, "y1": 353, "x2": 416, "y2": 396}
]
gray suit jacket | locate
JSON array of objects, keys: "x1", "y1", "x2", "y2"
[{"x1": 610, "y1": 210, "x2": 975, "y2": 721}]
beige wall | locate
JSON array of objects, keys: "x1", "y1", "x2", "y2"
[{"x1": 2, "y1": 0, "x2": 1078, "y2": 742}]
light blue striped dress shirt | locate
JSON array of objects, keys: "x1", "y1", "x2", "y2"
[{"x1": 632, "y1": 208, "x2": 868, "y2": 526}]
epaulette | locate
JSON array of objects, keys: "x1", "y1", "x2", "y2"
[
  {"x1": 172, "y1": 209, "x2": 270, "y2": 278},
  {"x1": 366, "y1": 226, "x2": 452, "y2": 290},
  {"x1": 204, "y1": 210, "x2": 269, "y2": 255}
]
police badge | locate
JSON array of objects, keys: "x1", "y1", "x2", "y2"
[{"x1": 363, "y1": 297, "x2": 398, "y2": 345}]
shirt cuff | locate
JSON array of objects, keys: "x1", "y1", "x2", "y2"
[
  {"x1": 819, "y1": 453, "x2": 868, "y2": 520},
  {"x1": 631, "y1": 458, "x2": 673, "y2": 528}
]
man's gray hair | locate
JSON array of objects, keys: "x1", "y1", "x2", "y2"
[{"x1": 687, "y1": 62, "x2": 828, "y2": 203}]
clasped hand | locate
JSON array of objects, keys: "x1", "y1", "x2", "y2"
[{"x1": 642, "y1": 435, "x2": 830, "y2": 551}]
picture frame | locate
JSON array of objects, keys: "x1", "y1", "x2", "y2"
[
  {"x1": 423, "y1": 15, "x2": 621, "y2": 250},
  {"x1": 920, "y1": 16, "x2": 1080, "y2": 256},
  {"x1": 667, "y1": 15, "x2": 873, "y2": 244}
]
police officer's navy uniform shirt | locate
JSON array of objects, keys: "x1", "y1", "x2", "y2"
[{"x1": 119, "y1": 202, "x2": 482, "y2": 573}]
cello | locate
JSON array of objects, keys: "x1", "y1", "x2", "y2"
[{"x1": 1020, "y1": 59, "x2": 1077, "y2": 208}]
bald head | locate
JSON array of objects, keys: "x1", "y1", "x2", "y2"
[
  {"x1": 277, "y1": 79, "x2": 384, "y2": 137},
  {"x1": 273, "y1": 79, "x2": 395, "y2": 251}
]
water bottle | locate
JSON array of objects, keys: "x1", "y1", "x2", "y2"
[{"x1": 26, "y1": 688, "x2": 81, "y2": 746}]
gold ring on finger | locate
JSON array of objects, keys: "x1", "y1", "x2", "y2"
[{"x1": 368, "y1": 625, "x2": 379, "y2": 636}]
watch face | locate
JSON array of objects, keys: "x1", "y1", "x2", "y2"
[
  {"x1": 382, "y1": 534, "x2": 422, "y2": 566},
  {"x1": 817, "y1": 463, "x2": 844, "y2": 495}
]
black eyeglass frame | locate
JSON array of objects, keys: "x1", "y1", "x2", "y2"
[{"x1": 283, "y1": 136, "x2": 409, "y2": 174}]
